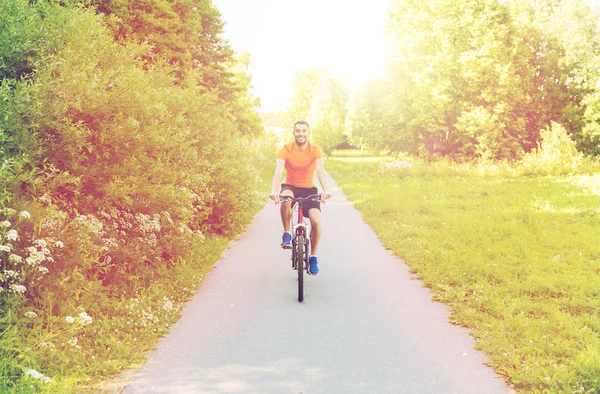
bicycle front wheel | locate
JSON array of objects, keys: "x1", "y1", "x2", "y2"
[{"x1": 296, "y1": 234, "x2": 305, "y2": 302}]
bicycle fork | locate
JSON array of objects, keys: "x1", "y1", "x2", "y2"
[{"x1": 292, "y1": 205, "x2": 310, "y2": 270}]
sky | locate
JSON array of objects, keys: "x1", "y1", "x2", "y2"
[
  {"x1": 213, "y1": 0, "x2": 600, "y2": 114},
  {"x1": 212, "y1": 0, "x2": 390, "y2": 113}
]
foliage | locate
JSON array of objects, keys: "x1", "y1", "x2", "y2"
[
  {"x1": 287, "y1": 68, "x2": 349, "y2": 154},
  {"x1": 93, "y1": 0, "x2": 231, "y2": 89},
  {"x1": 332, "y1": 0, "x2": 600, "y2": 160},
  {"x1": 345, "y1": 77, "x2": 419, "y2": 154},
  {"x1": 91, "y1": 0, "x2": 263, "y2": 137},
  {"x1": 0, "y1": 0, "x2": 272, "y2": 390},
  {"x1": 328, "y1": 157, "x2": 600, "y2": 393},
  {"x1": 509, "y1": 0, "x2": 600, "y2": 155},
  {"x1": 0, "y1": 0, "x2": 46, "y2": 81},
  {"x1": 522, "y1": 122, "x2": 584, "y2": 176},
  {"x1": 381, "y1": 0, "x2": 577, "y2": 159}
]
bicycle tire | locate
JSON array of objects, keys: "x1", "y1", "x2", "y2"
[
  {"x1": 296, "y1": 234, "x2": 305, "y2": 302},
  {"x1": 291, "y1": 238, "x2": 297, "y2": 270}
]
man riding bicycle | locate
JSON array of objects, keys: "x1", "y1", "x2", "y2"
[{"x1": 269, "y1": 121, "x2": 332, "y2": 276}]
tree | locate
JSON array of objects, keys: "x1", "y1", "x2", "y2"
[
  {"x1": 346, "y1": 77, "x2": 419, "y2": 154},
  {"x1": 287, "y1": 68, "x2": 349, "y2": 154},
  {"x1": 379, "y1": 0, "x2": 588, "y2": 159},
  {"x1": 287, "y1": 69, "x2": 320, "y2": 123},
  {"x1": 544, "y1": 0, "x2": 600, "y2": 154},
  {"x1": 91, "y1": 0, "x2": 262, "y2": 136}
]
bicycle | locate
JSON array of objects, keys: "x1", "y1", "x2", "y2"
[{"x1": 278, "y1": 194, "x2": 321, "y2": 302}]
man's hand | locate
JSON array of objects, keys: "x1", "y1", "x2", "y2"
[
  {"x1": 320, "y1": 190, "x2": 332, "y2": 203},
  {"x1": 269, "y1": 192, "x2": 280, "y2": 205}
]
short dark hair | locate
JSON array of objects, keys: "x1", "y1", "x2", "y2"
[{"x1": 293, "y1": 120, "x2": 310, "y2": 130}]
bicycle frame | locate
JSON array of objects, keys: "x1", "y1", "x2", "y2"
[
  {"x1": 291, "y1": 201, "x2": 311, "y2": 241},
  {"x1": 281, "y1": 194, "x2": 320, "y2": 255}
]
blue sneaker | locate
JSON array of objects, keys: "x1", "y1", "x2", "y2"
[
  {"x1": 281, "y1": 232, "x2": 292, "y2": 249},
  {"x1": 308, "y1": 256, "x2": 319, "y2": 276}
]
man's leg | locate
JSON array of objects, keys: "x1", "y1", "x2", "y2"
[
  {"x1": 280, "y1": 189, "x2": 294, "y2": 231},
  {"x1": 280, "y1": 189, "x2": 294, "y2": 248},
  {"x1": 307, "y1": 208, "x2": 322, "y2": 255},
  {"x1": 307, "y1": 208, "x2": 322, "y2": 275}
]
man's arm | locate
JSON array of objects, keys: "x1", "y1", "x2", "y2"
[
  {"x1": 315, "y1": 158, "x2": 331, "y2": 202},
  {"x1": 269, "y1": 158, "x2": 285, "y2": 204}
]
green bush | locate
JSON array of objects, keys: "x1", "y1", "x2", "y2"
[{"x1": 521, "y1": 122, "x2": 584, "y2": 176}]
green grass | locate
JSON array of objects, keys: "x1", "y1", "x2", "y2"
[{"x1": 327, "y1": 157, "x2": 600, "y2": 393}]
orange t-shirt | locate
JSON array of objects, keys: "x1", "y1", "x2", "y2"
[{"x1": 277, "y1": 141, "x2": 324, "y2": 188}]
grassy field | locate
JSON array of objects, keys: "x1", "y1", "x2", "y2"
[{"x1": 326, "y1": 157, "x2": 600, "y2": 393}]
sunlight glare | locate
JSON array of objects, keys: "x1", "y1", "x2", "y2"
[{"x1": 213, "y1": 0, "x2": 390, "y2": 113}]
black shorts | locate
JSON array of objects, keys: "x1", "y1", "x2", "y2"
[{"x1": 280, "y1": 184, "x2": 320, "y2": 218}]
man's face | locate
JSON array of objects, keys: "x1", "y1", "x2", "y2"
[{"x1": 294, "y1": 124, "x2": 310, "y2": 145}]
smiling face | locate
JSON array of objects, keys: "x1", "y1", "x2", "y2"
[{"x1": 293, "y1": 122, "x2": 310, "y2": 147}]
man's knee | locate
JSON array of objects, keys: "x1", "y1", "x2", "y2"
[
  {"x1": 308, "y1": 209, "x2": 321, "y2": 227},
  {"x1": 281, "y1": 202, "x2": 292, "y2": 215}
]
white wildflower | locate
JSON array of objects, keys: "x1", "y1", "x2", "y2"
[
  {"x1": 19, "y1": 211, "x2": 31, "y2": 219},
  {"x1": 25, "y1": 369, "x2": 52, "y2": 383},
  {"x1": 8, "y1": 254, "x2": 22, "y2": 264},
  {"x1": 75, "y1": 214, "x2": 104, "y2": 235},
  {"x1": 0, "y1": 220, "x2": 10, "y2": 228},
  {"x1": 37, "y1": 195, "x2": 52, "y2": 205},
  {"x1": 135, "y1": 213, "x2": 161, "y2": 234},
  {"x1": 101, "y1": 238, "x2": 118, "y2": 248},
  {"x1": 25, "y1": 245, "x2": 48, "y2": 266},
  {"x1": 54, "y1": 240, "x2": 64, "y2": 248},
  {"x1": 38, "y1": 266, "x2": 49, "y2": 275},
  {"x1": 2, "y1": 208, "x2": 16, "y2": 215},
  {"x1": 79, "y1": 311, "x2": 93, "y2": 325},
  {"x1": 194, "y1": 230, "x2": 205, "y2": 241},
  {"x1": 6, "y1": 229, "x2": 18, "y2": 241},
  {"x1": 163, "y1": 297, "x2": 174, "y2": 311},
  {"x1": 65, "y1": 316, "x2": 75, "y2": 324},
  {"x1": 3, "y1": 270, "x2": 18, "y2": 278},
  {"x1": 68, "y1": 337, "x2": 78, "y2": 347},
  {"x1": 9, "y1": 284, "x2": 26, "y2": 294},
  {"x1": 34, "y1": 239, "x2": 47, "y2": 248},
  {"x1": 383, "y1": 161, "x2": 413, "y2": 170},
  {"x1": 0, "y1": 245, "x2": 11, "y2": 252},
  {"x1": 25, "y1": 311, "x2": 38, "y2": 319}
]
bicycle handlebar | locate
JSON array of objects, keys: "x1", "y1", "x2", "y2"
[{"x1": 278, "y1": 194, "x2": 321, "y2": 203}]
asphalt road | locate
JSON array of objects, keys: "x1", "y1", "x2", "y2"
[{"x1": 123, "y1": 174, "x2": 512, "y2": 394}]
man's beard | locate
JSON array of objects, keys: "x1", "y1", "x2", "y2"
[{"x1": 295, "y1": 136, "x2": 307, "y2": 146}]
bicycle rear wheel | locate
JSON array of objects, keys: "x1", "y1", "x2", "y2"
[{"x1": 296, "y1": 234, "x2": 305, "y2": 302}]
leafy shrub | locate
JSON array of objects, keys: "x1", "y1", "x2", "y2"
[
  {"x1": 521, "y1": 122, "x2": 584, "y2": 176},
  {"x1": 0, "y1": 0, "x2": 269, "y2": 390}
]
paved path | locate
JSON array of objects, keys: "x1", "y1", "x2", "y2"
[{"x1": 123, "y1": 174, "x2": 511, "y2": 394}]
